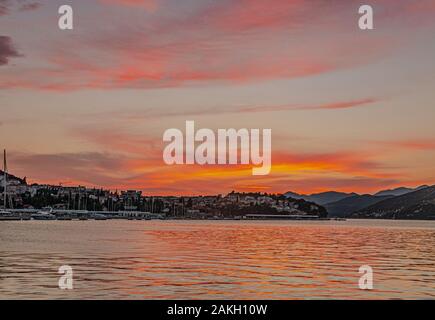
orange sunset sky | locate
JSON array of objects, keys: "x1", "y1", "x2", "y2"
[{"x1": 1, "y1": 0, "x2": 435, "y2": 195}]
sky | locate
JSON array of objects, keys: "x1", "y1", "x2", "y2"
[{"x1": 1, "y1": 0, "x2": 435, "y2": 195}]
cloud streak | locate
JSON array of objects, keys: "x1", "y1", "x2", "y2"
[
  {"x1": 19, "y1": 2, "x2": 41, "y2": 12},
  {"x1": 99, "y1": 0, "x2": 158, "y2": 12},
  {"x1": 0, "y1": 0, "x2": 416, "y2": 91},
  {"x1": 0, "y1": 0, "x2": 41, "y2": 15},
  {"x1": 376, "y1": 139, "x2": 435, "y2": 151},
  {"x1": 11, "y1": 152, "x2": 131, "y2": 187},
  {"x1": 69, "y1": 98, "x2": 380, "y2": 124},
  {"x1": 0, "y1": 36, "x2": 21, "y2": 66}
]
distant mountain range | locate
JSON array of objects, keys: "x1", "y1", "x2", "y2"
[
  {"x1": 284, "y1": 191, "x2": 357, "y2": 205},
  {"x1": 324, "y1": 194, "x2": 393, "y2": 217},
  {"x1": 285, "y1": 185, "x2": 434, "y2": 219},
  {"x1": 352, "y1": 186, "x2": 435, "y2": 219},
  {"x1": 374, "y1": 185, "x2": 429, "y2": 197}
]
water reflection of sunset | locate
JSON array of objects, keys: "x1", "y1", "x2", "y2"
[{"x1": 1, "y1": 220, "x2": 435, "y2": 299}]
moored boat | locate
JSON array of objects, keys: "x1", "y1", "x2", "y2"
[
  {"x1": 31, "y1": 212, "x2": 56, "y2": 220},
  {"x1": 0, "y1": 210, "x2": 21, "y2": 221},
  {"x1": 91, "y1": 213, "x2": 108, "y2": 220}
]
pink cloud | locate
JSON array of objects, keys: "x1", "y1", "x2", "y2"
[
  {"x1": 0, "y1": 1, "x2": 407, "y2": 91},
  {"x1": 238, "y1": 98, "x2": 378, "y2": 113},
  {"x1": 377, "y1": 139, "x2": 435, "y2": 151},
  {"x1": 0, "y1": 36, "x2": 21, "y2": 66},
  {"x1": 99, "y1": 0, "x2": 158, "y2": 11}
]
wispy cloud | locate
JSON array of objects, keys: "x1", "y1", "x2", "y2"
[
  {"x1": 19, "y1": 2, "x2": 41, "y2": 12},
  {"x1": 0, "y1": 0, "x2": 7, "y2": 16},
  {"x1": 99, "y1": 0, "x2": 158, "y2": 11},
  {"x1": 0, "y1": 0, "x2": 413, "y2": 91},
  {"x1": 238, "y1": 98, "x2": 378, "y2": 113},
  {"x1": 0, "y1": 0, "x2": 41, "y2": 15},
  {"x1": 0, "y1": 36, "x2": 21, "y2": 66},
  {"x1": 376, "y1": 139, "x2": 435, "y2": 151},
  {"x1": 75, "y1": 98, "x2": 380, "y2": 123},
  {"x1": 11, "y1": 152, "x2": 131, "y2": 187}
]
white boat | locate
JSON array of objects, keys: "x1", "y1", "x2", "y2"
[
  {"x1": 31, "y1": 212, "x2": 56, "y2": 220},
  {"x1": 31, "y1": 205, "x2": 56, "y2": 220},
  {"x1": 91, "y1": 213, "x2": 108, "y2": 220},
  {"x1": 0, "y1": 210, "x2": 21, "y2": 221}
]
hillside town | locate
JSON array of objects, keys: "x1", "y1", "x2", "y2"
[{"x1": 0, "y1": 170, "x2": 327, "y2": 219}]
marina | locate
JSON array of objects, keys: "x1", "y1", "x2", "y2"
[
  {"x1": 0, "y1": 208, "x2": 165, "y2": 221},
  {"x1": 0, "y1": 209, "x2": 343, "y2": 221}
]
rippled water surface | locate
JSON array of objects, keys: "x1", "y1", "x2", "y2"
[{"x1": 1, "y1": 219, "x2": 435, "y2": 299}]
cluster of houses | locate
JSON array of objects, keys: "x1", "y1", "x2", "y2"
[{"x1": 1, "y1": 171, "x2": 324, "y2": 218}]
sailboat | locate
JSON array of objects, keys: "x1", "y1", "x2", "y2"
[{"x1": 0, "y1": 150, "x2": 21, "y2": 221}]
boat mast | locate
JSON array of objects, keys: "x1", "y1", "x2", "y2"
[{"x1": 3, "y1": 149, "x2": 7, "y2": 210}]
